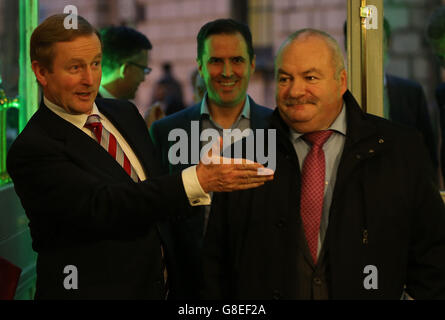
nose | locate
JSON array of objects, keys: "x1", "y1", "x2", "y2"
[
  {"x1": 82, "y1": 67, "x2": 94, "y2": 86},
  {"x1": 222, "y1": 61, "x2": 233, "y2": 77},
  {"x1": 288, "y1": 77, "x2": 305, "y2": 98}
]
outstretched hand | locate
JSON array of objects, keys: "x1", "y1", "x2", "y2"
[{"x1": 196, "y1": 137, "x2": 274, "y2": 193}]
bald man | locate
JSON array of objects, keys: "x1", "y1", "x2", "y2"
[{"x1": 201, "y1": 29, "x2": 445, "y2": 300}]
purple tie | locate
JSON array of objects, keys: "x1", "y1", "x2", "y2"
[{"x1": 300, "y1": 130, "x2": 333, "y2": 264}]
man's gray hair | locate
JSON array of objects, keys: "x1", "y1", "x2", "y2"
[{"x1": 276, "y1": 28, "x2": 345, "y2": 79}]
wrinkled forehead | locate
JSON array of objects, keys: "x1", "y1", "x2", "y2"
[{"x1": 276, "y1": 35, "x2": 333, "y2": 70}]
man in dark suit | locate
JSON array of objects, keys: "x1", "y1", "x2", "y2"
[
  {"x1": 150, "y1": 19, "x2": 273, "y2": 299},
  {"x1": 202, "y1": 29, "x2": 445, "y2": 299},
  {"x1": 426, "y1": 6, "x2": 445, "y2": 184},
  {"x1": 6, "y1": 14, "x2": 272, "y2": 299}
]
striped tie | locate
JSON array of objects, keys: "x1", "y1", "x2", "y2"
[{"x1": 84, "y1": 114, "x2": 139, "y2": 182}]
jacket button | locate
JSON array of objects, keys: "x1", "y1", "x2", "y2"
[{"x1": 313, "y1": 277, "x2": 322, "y2": 285}]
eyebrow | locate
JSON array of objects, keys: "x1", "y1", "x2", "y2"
[
  {"x1": 209, "y1": 55, "x2": 245, "y2": 60},
  {"x1": 302, "y1": 68, "x2": 323, "y2": 76},
  {"x1": 277, "y1": 68, "x2": 292, "y2": 76},
  {"x1": 67, "y1": 54, "x2": 102, "y2": 64}
]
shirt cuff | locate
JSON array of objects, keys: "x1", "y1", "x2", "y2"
[{"x1": 182, "y1": 165, "x2": 211, "y2": 206}]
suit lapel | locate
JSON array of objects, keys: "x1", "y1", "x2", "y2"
[
  {"x1": 39, "y1": 103, "x2": 132, "y2": 182},
  {"x1": 249, "y1": 97, "x2": 272, "y2": 130},
  {"x1": 176, "y1": 105, "x2": 201, "y2": 172},
  {"x1": 331, "y1": 91, "x2": 382, "y2": 201},
  {"x1": 96, "y1": 99, "x2": 158, "y2": 178}
]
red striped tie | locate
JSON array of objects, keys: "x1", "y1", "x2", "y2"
[
  {"x1": 84, "y1": 114, "x2": 139, "y2": 182},
  {"x1": 300, "y1": 130, "x2": 333, "y2": 264}
]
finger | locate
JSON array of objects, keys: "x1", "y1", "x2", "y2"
[
  {"x1": 256, "y1": 167, "x2": 275, "y2": 176},
  {"x1": 232, "y1": 162, "x2": 264, "y2": 170},
  {"x1": 227, "y1": 182, "x2": 265, "y2": 191},
  {"x1": 241, "y1": 175, "x2": 274, "y2": 184}
]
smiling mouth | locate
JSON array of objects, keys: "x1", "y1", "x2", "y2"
[{"x1": 218, "y1": 80, "x2": 238, "y2": 87}]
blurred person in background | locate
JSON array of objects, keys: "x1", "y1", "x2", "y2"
[
  {"x1": 344, "y1": 19, "x2": 439, "y2": 184},
  {"x1": 426, "y1": 6, "x2": 445, "y2": 185},
  {"x1": 99, "y1": 26, "x2": 152, "y2": 101}
]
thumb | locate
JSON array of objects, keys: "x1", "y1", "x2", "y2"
[{"x1": 201, "y1": 135, "x2": 222, "y2": 164}]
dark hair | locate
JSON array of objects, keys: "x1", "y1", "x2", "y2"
[
  {"x1": 30, "y1": 14, "x2": 100, "y2": 71},
  {"x1": 426, "y1": 6, "x2": 445, "y2": 42},
  {"x1": 100, "y1": 26, "x2": 152, "y2": 72},
  {"x1": 196, "y1": 19, "x2": 254, "y2": 63},
  {"x1": 162, "y1": 62, "x2": 172, "y2": 73}
]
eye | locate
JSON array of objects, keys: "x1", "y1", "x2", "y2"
[
  {"x1": 278, "y1": 76, "x2": 290, "y2": 84},
  {"x1": 92, "y1": 61, "x2": 101, "y2": 67},
  {"x1": 69, "y1": 65, "x2": 80, "y2": 72},
  {"x1": 305, "y1": 76, "x2": 318, "y2": 81},
  {"x1": 232, "y1": 57, "x2": 244, "y2": 64},
  {"x1": 209, "y1": 58, "x2": 222, "y2": 64}
]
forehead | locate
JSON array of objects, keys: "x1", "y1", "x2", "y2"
[
  {"x1": 52, "y1": 34, "x2": 102, "y2": 63},
  {"x1": 203, "y1": 33, "x2": 248, "y2": 57},
  {"x1": 278, "y1": 36, "x2": 334, "y2": 72}
]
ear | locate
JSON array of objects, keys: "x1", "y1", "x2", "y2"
[
  {"x1": 120, "y1": 63, "x2": 128, "y2": 79},
  {"x1": 197, "y1": 59, "x2": 204, "y2": 78},
  {"x1": 250, "y1": 54, "x2": 256, "y2": 74},
  {"x1": 339, "y1": 69, "x2": 347, "y2": 95},
  {"x1": 31, "y1": 61, "x2": 48, "y2": 87}
]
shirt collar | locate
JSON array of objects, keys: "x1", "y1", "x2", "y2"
[
  {"x1": 99, "y1": 85, "x2": 116, "y2": 99},
  {"x1": 44, "y1": 96, "x2": 101, "y2": 130},
  {"x1": 290, "y1": 101, "x2": 347, "y2": 141},
  {"x1": 200, "y1": 92, "x2": 251, "y2": 121}
]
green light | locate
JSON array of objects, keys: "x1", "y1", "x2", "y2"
[{"x1": 0, "y1": 92, "x2": 19, "y2": 185}]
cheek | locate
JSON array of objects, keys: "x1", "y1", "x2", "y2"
[
  {"x1": 205, "y1": 65, "x2": 222, "y2": 79},
  {"x1": 276, "y1": 85, "x2": 288, "y2": 100},
  {"x1": 233, "y1": 66, "x2": 247, "y2": 77},
  {"x1": 59, "y1": 76, "x2": 79, "y2": 92}
]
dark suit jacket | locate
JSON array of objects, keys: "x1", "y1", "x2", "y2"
[
  {"x1": 386, "y1": 74, "x2": 438, "y2": 171},
  {"x1": 6, "y1": 98, "x2": 192, "y2": 299},
  {"x1": 436, "y1": 82, "x2": 445, "y2": 182},
  {"x1": 149, "y1": 97, "x2": 273, "y2": 299},
  {"x1": 202, "y1": 91, "x2": 445, "y2": 299}
]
